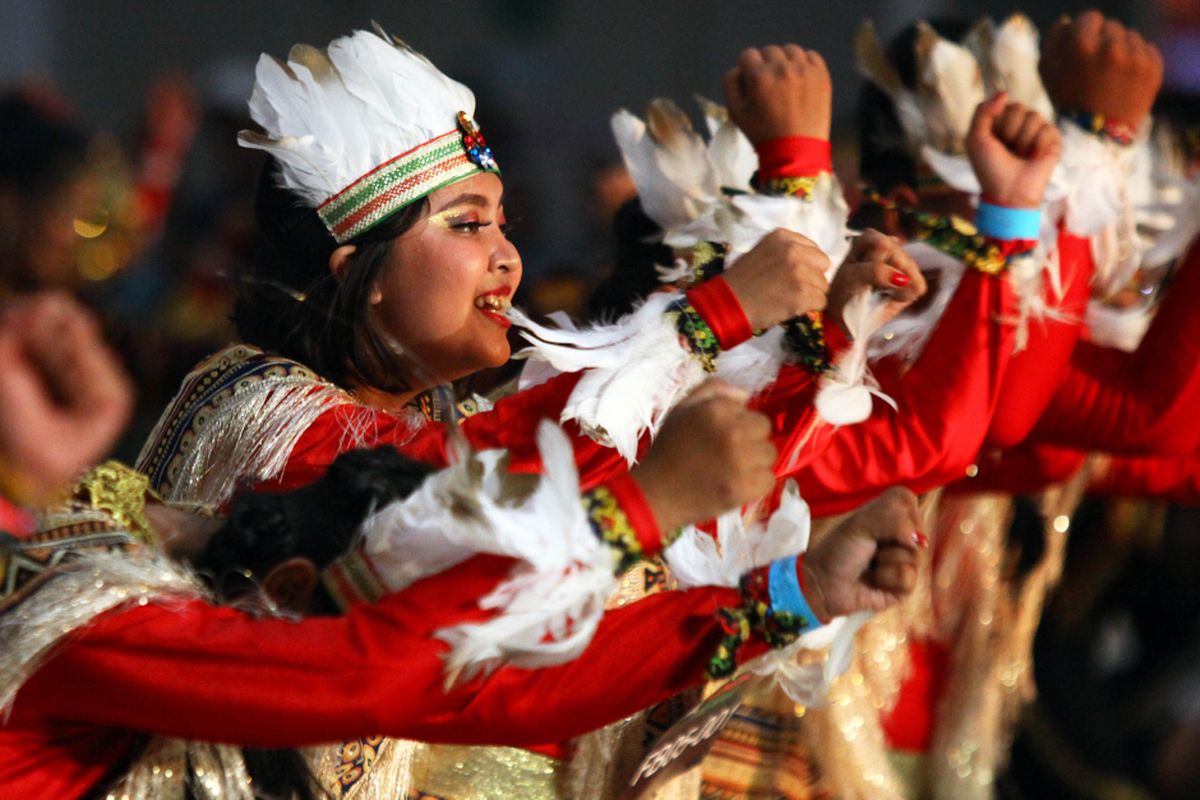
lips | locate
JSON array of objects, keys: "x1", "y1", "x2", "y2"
[{"x1": 474, "y1": 289, "x2": 512, "y2": 328}]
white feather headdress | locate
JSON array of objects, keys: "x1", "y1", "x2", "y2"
[{"x1": 238, "y1": 24, "x2": 498, "y2": 243}]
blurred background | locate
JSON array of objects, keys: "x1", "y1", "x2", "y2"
[{"x1": 1, "y1": 2, "x2": 1198, "y2": 797}]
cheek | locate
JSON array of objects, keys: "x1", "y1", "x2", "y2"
[{"x1": 379, "y1": 254, "x2": 473, "y2": 344}]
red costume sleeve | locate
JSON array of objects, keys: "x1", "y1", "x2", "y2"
[
  {"x1": 1026, "y1": 236, "x2": 1200, "y2": 456},
  {"x1": 775, "y1": 265, "x2": 1016, "y2": 516},
  {"x1": 272, "y1": 279, "x2": 759, "y2": 496},
  {"x1": 270, "y1": 370, "x2": 626, "y2": 495},
  {"x1": 983, "y1": 231, "x2": 1095, "y2": 448},
  {"x1": 945, "y1": 443, "x2": 1089, "y2": 496},
  {"x1": 11, "y1": 554, "x2": 752, "y2": 749},
  {"x1": 1087, "y1": 452, "x2": 1200, "y2": 504}
]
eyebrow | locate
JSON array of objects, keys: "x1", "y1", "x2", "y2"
[{"x1": 433, "y1": 193, "x2": 493, "y2": 212}]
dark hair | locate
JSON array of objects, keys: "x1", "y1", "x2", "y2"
[
  {"x1": 192, "y1": 446, "x2": 434, "y2": 800},
  {"x1": 0, "y1": 94, "x2": 91, "y2": 199},
  {"x1": 232, "y1": 160, "x2": 430, "y2": 392},
  {"x1": 197, "y1": 446, "x2": 434, "y2": 613},
  {"x1": 585, "y1": 197, "x2": 674, "y2": 320},
  {"x1": 856, "y1": 18, "x2": 973, "y2": 195}
]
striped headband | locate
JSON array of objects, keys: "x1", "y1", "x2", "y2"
[{"x1": 318, "y1": 112, "x2": 499, "y2": 243}]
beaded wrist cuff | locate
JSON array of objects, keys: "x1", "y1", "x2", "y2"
[
  {"x1": 782, "y1": 312, "x2": 832, "y2": 374},
  {"x1": 752, "y1": 174, "x2": 818, "y2": 200},
  {"x1": 866, "y1": 194, "x2": 1034, "y2": 275},
  {"x1": 668, "y1": 241, "x2": 727, "y2": 287},
  {"x1": 707, "y1": 557, "x2": 823, "y2": 680},
  {"x1": 667, "y1": 299, "x2": 722, "y2": 373},
  {"x1": 1062, "y1": 110, "x2": 1137, "y2": 147},
  {"x1": 583, "y1": 485, "x2": 645, "y2": 573}
]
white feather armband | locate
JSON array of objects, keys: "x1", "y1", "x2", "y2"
[
  {"x1": 666, "y1": 481, "x2": 871, "y2": 706},
  {"x1": 509, "y1": 292, "x2": 709, "y2": 464},
  {"x1": 358, "y1": 421, "x2": 617, "y2": 684}
]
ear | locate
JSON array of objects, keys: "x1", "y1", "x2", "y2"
[
  {"x1": 262, "y1": 557, "x2": 320, "y2": 614},
  {"x1": 327, "y1": 244, "x2": 358, "y2": 281}
]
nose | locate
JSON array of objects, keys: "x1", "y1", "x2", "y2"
[{"x1": 490, "y1": 234, "x2": 522, "y2": 276}]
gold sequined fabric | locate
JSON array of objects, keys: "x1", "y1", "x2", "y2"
[{"x1": 78, "y1": 461, "x2": 159, "y2": 546}]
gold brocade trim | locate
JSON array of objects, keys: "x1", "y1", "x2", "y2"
[{"x1": 79, "y1": 461, "x2": 159, "y2": 546}]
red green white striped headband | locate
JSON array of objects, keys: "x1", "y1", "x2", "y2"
[{"x1": 317, "y1": 112, "x2": 499, "y2": 243}]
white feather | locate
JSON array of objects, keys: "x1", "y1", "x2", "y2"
[
  {"x1": 1050, "y1": 122, "x2": 1146, "y2": 297},
  {"x1": 509, "y1": 293, "x2": 707, "y2": 463},
  {"x1": 918, "y1": 36, "x2": 985, "y2": 154},
  {"x1": 359, "y1": 421, "x2": 616, "y2": 683},
  {"x1": 919, "y1": 148, "x2": 980, "y2": 196},
  {"x1": 714, "y1": 328, "x2": 788, "y2": 395},
  {"x1": 816, "y1": 289, "x2": 896, "y2": 426},
  {"x1": 239, "y1": 28, "x2": 479, "y2": 208},
  {"x1": 696, "y1": 95, "x2": 757, "y2": 192},
  {"x1": 611, "y1": 109, "x2": 699, "y2": 232},
  {"x1": 667, "y1": 480, "x2": 812, "y2": 589},
  {"x1": 666, "y1": 481, "x2": 872, "y2": 706},
  {"x1": 984, "y1": 15, "x2": 1055, "y2": 120},
  {"x1": 870, "y1": 243, "x2": 967, "y2": 362}
]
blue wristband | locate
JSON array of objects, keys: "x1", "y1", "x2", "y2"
[
  {"x1": 975, "y1": 201, "x2": 1041, "y2": 242},
  {"x1": 767, "y1": 555, "x2": 823, "y2": 630}
]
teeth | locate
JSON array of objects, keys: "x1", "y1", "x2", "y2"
[{"x1": 475, "y1": 295, "x2": 511, "y2": 313}]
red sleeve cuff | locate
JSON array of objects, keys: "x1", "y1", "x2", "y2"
[
  {"x1": 686, "y1": 276, "x2": 754, "y2": 350},
  {"x1": 755, "y1": 136, "x2": 832, "y2": 179},
  {"x1": 603, "y1": 472, "x2": 664, "y2": 557}
]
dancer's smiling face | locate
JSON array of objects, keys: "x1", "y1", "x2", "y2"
[{"x1": 363, "y1": 172, "x2": 522, "y2": 388}]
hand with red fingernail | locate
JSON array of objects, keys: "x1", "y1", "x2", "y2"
[{"x1": 825, "y1": 228, "x2": 927, "y2": 335}]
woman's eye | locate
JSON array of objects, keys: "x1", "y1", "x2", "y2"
[{"x1": 450, "y1": 219, "x2": 492, "y2": 232}]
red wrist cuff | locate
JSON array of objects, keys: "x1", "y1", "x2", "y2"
[
  {"x1": 604, "y1": 472, "x2": 664, "y2": 557},
  {"x1": 755, "y1": 136, "x2": 832, "y2": 178},
  {"x1": 686, "y1": 276, "x2": 754, "y2": 350}
]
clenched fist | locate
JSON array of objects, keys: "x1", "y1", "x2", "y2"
[
  {"x1": 722, "y1": 229, "x2": 830, "y2": 331},
  {"x1": 828, "y1": 229, "x2": 926, "y2": 331},
  {"x1": 967, "y1": 94, "x2": 1061, "y2": 210},
  {"x1": 803, "y1": 487, "x2": 923, "y2": 621},
  {"x1": 631, "y1": 380, "x2": 777, "y2": 533},
  {"x1": 0, "y1": 293, "x2": 133, "y2": 504},
  {"x1": 724, "y1": 44, "x2": 832, "y2": 144},
  {"x1": 1040, "y1": 11, "x2": 1163, "y2": 129}
]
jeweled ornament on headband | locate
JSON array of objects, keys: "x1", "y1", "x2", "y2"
[{"x1": 237, "y1": 24, "x2": 501, "y2": 244}]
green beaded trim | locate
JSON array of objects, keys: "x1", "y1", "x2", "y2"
[
  {"x1": 583, "y1": 485, "x2": 644, "y2": 573},
  {"x1": 753, "y1": 174, "x2": 817, "y2": 200},
  {"x1": 706, "y1": 588, "x2": 809, "y2": 680},
  {"x1": 782, "y1": 311, "x2": 832, "y2": 374},
  {"x1": 317, "y1": 129, "x2": 498, "y2": 243},
  {"x1": 866, "y1": 193, "x2": 1015, "y2": 275},
  {"x1": 668, "y1": 299, "x2": 721, "y2": 373},
  {"x1": 669, "y1": 241, "x2": 727, "y2": 287}
]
